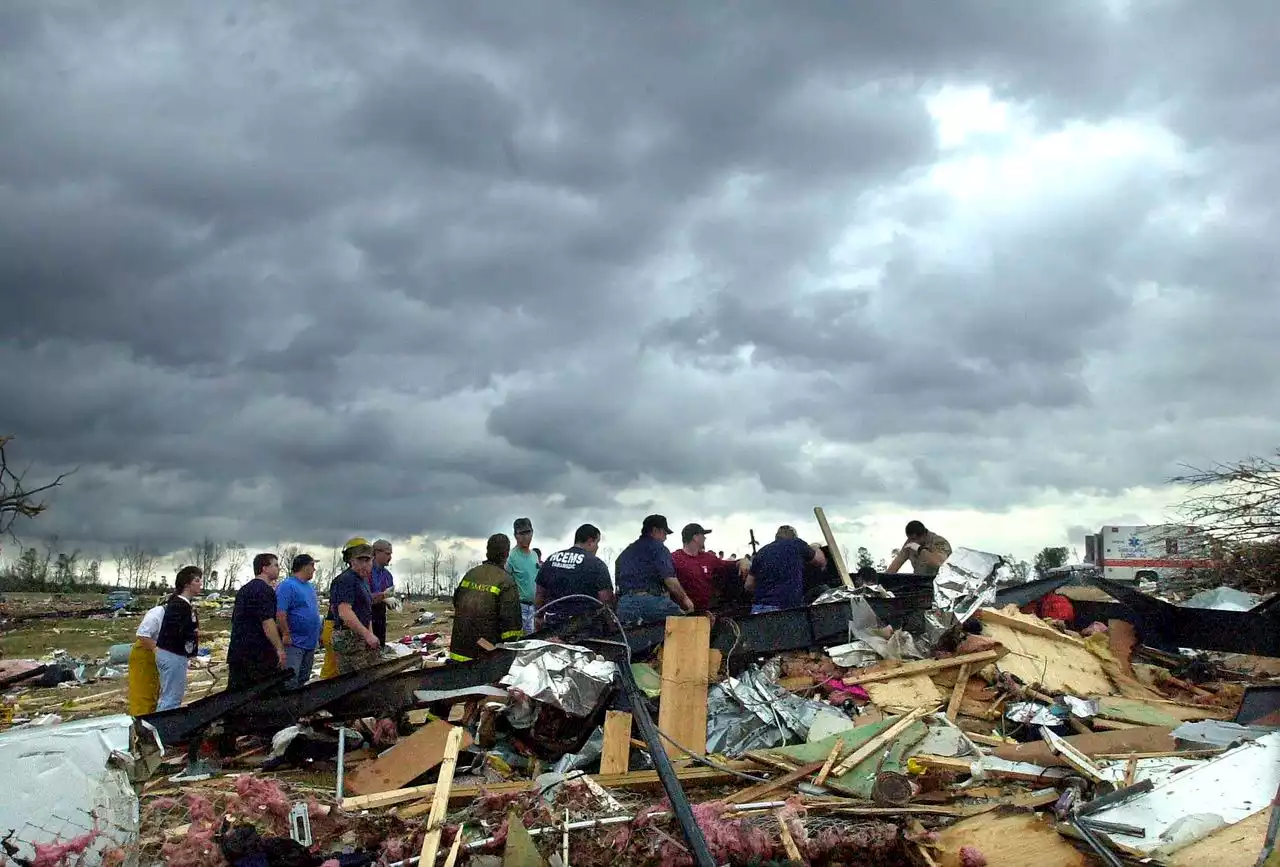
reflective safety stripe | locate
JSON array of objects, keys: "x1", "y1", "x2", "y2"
[
  {"x1": 448, "y1": 651, "x2": 473, "y2": 662},
  {"x1": 500, "y1": 629, "x2": 523, "y2": 640},
  {"x1": 460, "y1": 579, "x2": 500, "y2": 595}
]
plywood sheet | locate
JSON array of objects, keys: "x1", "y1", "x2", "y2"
[
  {"x1": 343, "y1": 720, "x2": 474, "y2": 796},
  {"x1": 978, "y1": 612, "x2": 1115, "y2": 696},
  {"x1": 933, "y1": 810, "x2": 1088, "y2": 867},
  {"x1": 657, "y1": 616, "x2": 710, "y2": 758},
  {"x1": 865, "y1": 674, "x2": 944, "y2": 710}
]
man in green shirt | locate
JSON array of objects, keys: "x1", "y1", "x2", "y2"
[{"x1": 507, "y1": 516, "x2": 541, "y2": 633}]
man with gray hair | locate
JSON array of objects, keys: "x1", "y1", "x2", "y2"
[
  {"x1": 746, "y1": 525, "x2": 826, "y2": 614},
  {"x1": 370, "y1": 539, "x2": 395, "y2": 646}
]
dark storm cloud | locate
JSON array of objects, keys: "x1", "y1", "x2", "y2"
[{"x1": 1, "y1": 0, "x2": 1278, "y2": 564}]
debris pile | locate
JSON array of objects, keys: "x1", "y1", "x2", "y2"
[{"x1": 1, "y1": 544, "x2": 1277, "y2": 866}]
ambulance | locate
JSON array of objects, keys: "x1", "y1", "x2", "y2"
[{"x1": 1083, "y1": 524, "x2": 1219, "y2": 584}]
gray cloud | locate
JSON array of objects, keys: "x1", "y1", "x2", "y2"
[{"x1": 1, "y1": 0, "x2": 1278, "y2": 565}]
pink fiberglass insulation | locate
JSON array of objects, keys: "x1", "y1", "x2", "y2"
[
  {"x1": 371, "y1": 718, "x2": 399, "y2": 747},
  {"x1": 233, "y1": 775, "x2": 291, "y2": 834},
  {"x1": 960, "y1": 845, "x2": 989, "y2": 867},
  {"x1": 30, "y1": 830, "x2": 101, "y2": 867}
]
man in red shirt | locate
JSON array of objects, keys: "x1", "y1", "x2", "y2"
[{"x1": 671, "y1": 523, "x2": 744, "y2": 611}]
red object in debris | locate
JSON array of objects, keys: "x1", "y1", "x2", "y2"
[
  {"x1": 959, "y1": 845, "x2": 988, "y2": 867},
  {"x1": 1022, "y1": 593, "x2": 1075, "y2": 623},
  {"x1": 400, "y1": 632, "x2": 440, "y2": 645}
]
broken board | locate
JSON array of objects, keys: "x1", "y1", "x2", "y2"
[
  {"x1": 343, "y1": 720, "x2": 474, "y2": 796},
  {"x1": 976, "y1": 607, "x2": 1115, "y2": 696},
  {"x1": 763, "y1": 716, "x2": 930, "y2": 799},
  {"x1": 865, "y1": 674, "x2": 944, "y2": 710}
]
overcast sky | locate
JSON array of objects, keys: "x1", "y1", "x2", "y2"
[{"x1": 2, "y1": 1, "x2": 1278, "y2": 578}]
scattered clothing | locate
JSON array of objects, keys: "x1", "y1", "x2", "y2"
[
  {"x1": 450, "y1": 562, "x2": 522, "y2": 662},
  {"x1": 671, "y1": 550, "x2": 737, "y2": 611},
  {"x1": 536, "y1": 545, "x2": 613, "y2": 623},
  {"x1": 276, "y1": 575, "x2": 322, "y2": 651},
  {"x1": 749, "y1": 536, "x2": 818, "y2": 611}
]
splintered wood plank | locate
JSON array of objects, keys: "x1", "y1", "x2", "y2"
[
  {"x1": 343, "y1": 719, "x2": 473, "y2": 796},
  {"x1": 945, "y1": 664, "x2": 971, "y2": 722},
  {"x1": 842, "y1": 649, "x2": 1007, "y2": 685},
  {"x1": 418, "y1": 725, "x2": 464, "y2": 867},
  {"x1": 600, "y1": 710, "x2": 633, "y2": 776},
  {"x1": 814, "y1": 506, "x2": 854, "y2": 588},
  {"x1": 657, "y1": 616, "x2": 711, "y2": 759}
]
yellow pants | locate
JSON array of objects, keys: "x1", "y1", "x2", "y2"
[
  {"x1": 127, "y1": 641, "x2": 160, "y2": 716},
  {"x1": 319, "y1": 619, "x2": 339, "y2": 679}
]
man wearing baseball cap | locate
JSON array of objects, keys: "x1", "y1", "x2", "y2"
[
  {"x1": 671, "y1": 523, "x2": 747, "y2": 612},
  {"x1": 275, "y1": 554, "x2": 322, "y2": 687},
  {"x1": 328, "y1": 540, "x2": 382, "y2": 674},
  {"x1": 507, "y1": 517, "x2": 540, "y2": 633},
  {"x1": 614, "y1": 514, "x2": 694, "y2": 624}
]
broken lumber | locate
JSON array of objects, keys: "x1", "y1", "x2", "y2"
[
  {"x1": 343, "y1": 719, "x2": 474, "y2": 796},
  {"x1": 842, "y1": 650, "x2": 1007, "y2": 686},
  {"x1": 600, "y1": 710, "x2": 633, "y2": 775},
  {"x1": 657, "y1": 616, "x2": 710, "y2": 758}
]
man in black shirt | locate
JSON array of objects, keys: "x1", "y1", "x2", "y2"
[
  {"x1": 534, "y1": 523, "x2": 614, "y2": 630},
  {"x1": 154, "y1": 565, "x2": 203, "y2": 711},
  {"x1": 329, "y1": 540, "x2": 382, "y2": 674},
  {"x1": 226, "y1": 553, "x2": 286, "y2": 692}
]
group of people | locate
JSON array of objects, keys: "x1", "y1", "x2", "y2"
[
  {"x1": 126, "y1": 515, "x2": 952, "y2": 716},
  {"x1": 445, "y1": 515, "x2": 952, "y2": 663},
  {"x1": 127, "y1": 537, "x2": 399, "y2": 716}
]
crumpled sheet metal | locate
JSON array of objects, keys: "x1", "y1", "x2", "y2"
[
  {"x1": 933, "y1": 547, "x2": 1013, "y2": 623},
  {"x1": 1005, "y1": 701, "x2": 1063, "y2": 727},
  {"x1": 497, "y1": 639, "x2": 617, "y2": 718},
  {"x1": 827, "y1": 597, "x2": 922, "y2": 667},
  {"x1": 705, "y1": 664, "x2": 845, "y2": 757},
  {"x1": 1063, "y1": 696, "x2": 1100, "y2": 719},
  {"x1": 0, "y1": 713, "x2": 140, "y2": 865}
]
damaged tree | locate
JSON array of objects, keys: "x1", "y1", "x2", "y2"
[
  {"x1": 0, "y1": 434, "x2": 72, "y2": 539},
  {"x1": 1172, "y1": 449, "x2": 1280, "y2": 593}
]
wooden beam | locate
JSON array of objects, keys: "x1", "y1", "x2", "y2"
[
  {"x1": 831, "y1": 707, "x2": 930, "y2": 778},
  {"x1": 418, "y1": 725, "x2": 463, "y2": 867},
  {"x1": 600, "y1": 710, "x2": 633, "y2": 776},
  {"x1": 842, "y1": 648, "x2": 1007, "y2": 685},
  {"x1": 813, "y1": 506, "x2": 854, "y2": 588},
  {"x1": 945, "y1": 663, "x2": 971, "y2": 722},
  {"x1": 657, "y1": 615, "x2": 711, "y2": 759}
]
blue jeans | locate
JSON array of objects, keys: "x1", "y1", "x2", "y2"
[
  {"x1": 285, "y1": 646, "x2": 316, "y2": 688},
  {"x1": 617, "y1": 594, "x2": 683, "y2": 626},
  {"x1": 520, "y1": 603, "x2": 536, "y2": 635},
  {"x1": 154, "y1": 648, "x2": 189, "y2": 711},
  {"x1": 751, "y1": 604, "x2": 782, "y2": 615}
]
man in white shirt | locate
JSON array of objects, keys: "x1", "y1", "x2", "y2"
[{"x1": 128, "y1": 602, "x2": 165, "y2": 716}]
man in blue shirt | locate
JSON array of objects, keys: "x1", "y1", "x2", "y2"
[
  {"x1": 614, "y1": 514, "x2": 694, "y2": 625},
  {"x1": 370, "y1": 539, "x2": 396, "y2": 646},
  {"x1": 747, "y1": 525, "x2": 827, "y2": 613},
  {"x1": 275, "y1": 554, "x2": 322, "y2": 687}
]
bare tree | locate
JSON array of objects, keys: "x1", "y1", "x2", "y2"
[
  {"x1": 114, "y1": 541, "x2": 158, "y2": 590},
  {"x1": 1172, "y1": 451, "x2": 1280, "y2": 592},
  {"x1": 1172, "y1": 452, "x2": 1280, "y2": 545},
  {"x1": 277, "y1": 543, "x2": 302, "y2": 576},
  {"x1": 54, "y1": 549, "x2": 80, "y2": 584},
  {"x1": 422, "y1": 542, "x2": 443, "y2": 596},
  {"x1": 0, "y1": 435, "x2": 73, "y2": 539},
  {"x1": 223, "y1": 542, "x2": 248, "y2": 591},
  {"x1": 445, "y1": 553, "x2": 458, "y2": 592},
  {"x1": 187, "y1": 536, "x2": 227, "y2": 581},
  {"x1": 40, "y1": 534, "x2": 60, "y2": 584}
]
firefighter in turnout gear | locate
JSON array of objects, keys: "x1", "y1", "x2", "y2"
[{"x1": 448, "y1": 533, "x2": 524, "y2": 663}]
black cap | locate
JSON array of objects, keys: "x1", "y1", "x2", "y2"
[
  {"x1": 291, "y1": 553, "x2": 316, "y2": 572},
  {"x1": 642, "y1": 514, "x2": 673, "y2": 535},
  {"x1": 681, "y1": 523, "x2": 712, "y2": 543},
  {"x1": 513, "y1": 517, "x2": 533, "y2": 533}
]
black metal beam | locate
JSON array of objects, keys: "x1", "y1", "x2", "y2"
[
  {"x1": 1084, "y1": 575, "x2": 1280, "y2": 657},
  {"x1": 139, "y1": 670, "x2": 293, "y2": 746}
]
